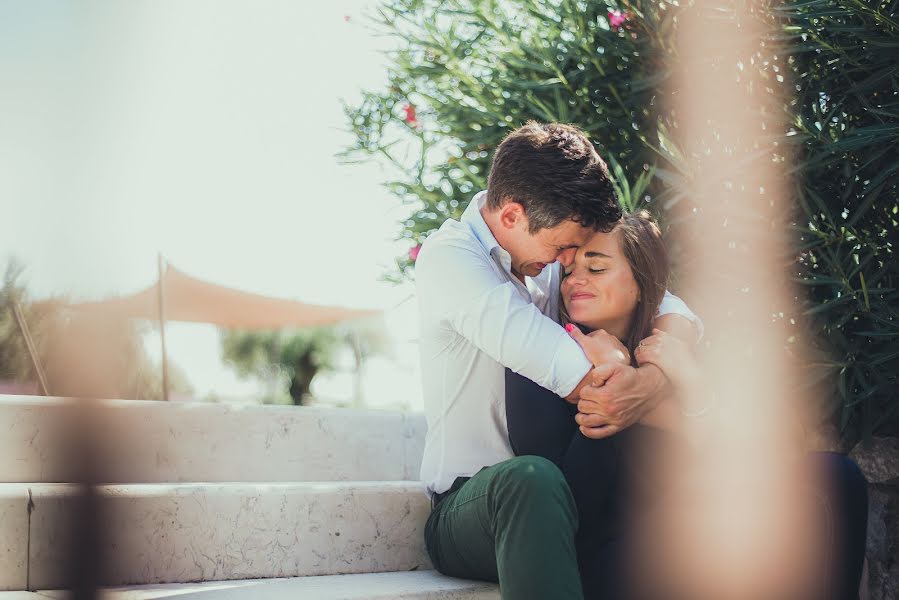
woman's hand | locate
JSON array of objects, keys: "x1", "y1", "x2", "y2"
[
  {"x1": 633, "y1": 328, "x2": 699, "y2": 390},
  {"x1": 565, "y1": 324, "x2": 630, "y2": 366}
]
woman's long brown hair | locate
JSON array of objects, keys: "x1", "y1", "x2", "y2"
[{"x1": 560, "y1": 210, "x2": 670, "y2": 361}]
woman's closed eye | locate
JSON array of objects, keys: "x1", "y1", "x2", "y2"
[{"x1": 563, "y1": 267, "x2": 606, "y2": 278}]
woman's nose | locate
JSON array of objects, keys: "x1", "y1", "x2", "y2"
[{"x1": 566, "y1": 270, "x2": 586, "y2": 286}]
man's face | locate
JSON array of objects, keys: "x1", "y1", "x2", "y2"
[{"x1": 506, "y1": 217, "x2": 592, "y2": 280}]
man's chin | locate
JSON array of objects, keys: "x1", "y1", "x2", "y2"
[{"x1": 526, "y1": 263, "x2": 548, "y2": 276}]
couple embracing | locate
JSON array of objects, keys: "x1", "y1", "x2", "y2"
[{"x1": 414, "y1": 122, "x2": 867, "y2": 600}]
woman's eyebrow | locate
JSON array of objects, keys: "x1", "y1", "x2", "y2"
[{"x1": 584, "y1": 251, "x2": 613, "y2": 258}]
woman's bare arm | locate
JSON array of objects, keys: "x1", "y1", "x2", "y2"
[{"x1": 652, "y1": 313, "x2": 699, "y2": 345}]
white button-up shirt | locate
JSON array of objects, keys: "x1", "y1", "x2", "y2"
[{"x1": 416, "y1": 191, "x2": 699, "y2": 496}]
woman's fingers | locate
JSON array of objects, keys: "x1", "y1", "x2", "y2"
[
  {"x1": 634, "y1": 344, "x2": 659, "y2": 366},
  {"x1": 638, "y1": 334, "x2": 661, "y2": 348},
  {"x1": 564, "y1": 322, "x2": 585, "y2": 342},
  {"x1": 635, "y1": 343, "x2": 658, "y2": 356}
]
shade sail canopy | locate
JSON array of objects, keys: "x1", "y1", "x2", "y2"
[{"x1": 62, "y1": 265, "x2": 379, "y2": 329}]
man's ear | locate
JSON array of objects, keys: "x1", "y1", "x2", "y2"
[{"x1": 498, "y1": 201, "x2": 526, "y2": 230}]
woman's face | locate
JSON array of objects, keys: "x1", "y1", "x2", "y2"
[{"x1": 561, "y1": 228, "x2": 640, "y2": 336}]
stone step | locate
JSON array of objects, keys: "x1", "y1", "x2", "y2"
[
  {"x1": 0, "y1": 396, "x2": 425, "y2": 483},
  {"x1": 0, "y1": 571, "x2": 500, "y2": 599},
  {"x1": 0, "y1": 482, "x2": 432, "y2": 590}
]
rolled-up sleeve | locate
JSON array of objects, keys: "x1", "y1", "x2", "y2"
[{"x1": 417, "y1": 240, "x2": 591, "y2": 397}]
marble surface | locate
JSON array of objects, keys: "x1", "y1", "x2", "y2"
[
  {"x1": 0, "y1": 399, "x2": 74, "y2": 483},
  {"x1": 23, "y1": 482, "x2": 432, "y2": 588},
  {"x1": 22, "y1": 485, "x2": 79, "y2": 592},
  {"x1": 0, "y1": 397, "x2": 426, "y2": 484},
  {"x1": 0, "y1": 486, "x2": 28, "y2": 591},
  {"x1": 0, "y1": 571, "x2": 499, "y2": 599}
]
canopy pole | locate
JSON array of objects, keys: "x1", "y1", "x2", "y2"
[
  {"x1": 350, "y1": 330, "x2": 364, "y2": 408},
  {"x1": 158, "y1": 254, "x2": 170, "y2": 401},
  {"x1": 12, "y1": 300, "x2": 50, "y2": 396}
]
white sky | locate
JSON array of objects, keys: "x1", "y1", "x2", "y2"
[{"x1": 1, "y1": 0, "x2": 424, "y2": 409}]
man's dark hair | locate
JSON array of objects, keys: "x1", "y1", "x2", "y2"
[{"x1": 486, "y1": 121, "x2": 621, "y2": 232}]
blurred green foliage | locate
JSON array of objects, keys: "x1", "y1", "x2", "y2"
[
  {"x1": 220, "y1": 320, "x2": 388, "y2": 405},
  {"x1": 0, "y1": 259, "x2": 55, "y2": 386},
  {"x1": 221, "y1": 328, "x2": 341, "y2": 404}
]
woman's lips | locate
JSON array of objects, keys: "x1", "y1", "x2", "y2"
[{"x1": 568, "y1": 293, "x2": 595, "y2": 302}]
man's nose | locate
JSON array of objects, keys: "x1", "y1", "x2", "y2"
[{"x1": 558, "y1": 248, "x2": 577, "y2": 267}]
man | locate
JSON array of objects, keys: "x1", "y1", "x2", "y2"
[{"x1": 415, "y1": 122, "x2": 699, "y2": 599}]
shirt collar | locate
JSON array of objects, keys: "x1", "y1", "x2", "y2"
[{"x1": 461, "y1": 190, "x2": 502, "y2": 257}]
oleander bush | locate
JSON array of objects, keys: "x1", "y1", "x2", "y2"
[{"x1": 342, "y1": 0, "x2": 898, "y2": 446}]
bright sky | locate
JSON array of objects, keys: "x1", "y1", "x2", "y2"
[{"x1": 1, "y1": 0, "x2": 424, "y2": 409}]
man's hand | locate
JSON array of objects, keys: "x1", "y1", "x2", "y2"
[{"x1": 576, "y1": 362, "x2": 669, "y2": 439}]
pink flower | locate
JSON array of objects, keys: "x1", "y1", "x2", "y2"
[
  {"x1": 608, "y1": 10, "x2": 629, "y2": 29},
  {"x1": 408, "y1": 243, "x2": 422, "y2": 262},
  {"x1": 402, "y1": 103, "x2": 418, "y2": 127},
  {"x1": 343, "y1": 15, "x2": 350, "y2": 22}
]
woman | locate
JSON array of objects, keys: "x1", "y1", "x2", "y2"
[{"x1": 505, "y1": 210, "x2": 868, "y2": 600}]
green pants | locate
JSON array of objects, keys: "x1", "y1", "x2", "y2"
[{"x1": 423, "y1": 455, "x2": 584, "y2": 600}]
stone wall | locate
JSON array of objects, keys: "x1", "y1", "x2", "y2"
[{"x1": 851, "y1": 437, "x2": 899, "y2": 600}]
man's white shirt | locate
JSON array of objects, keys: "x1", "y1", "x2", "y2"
[{"x1": 416, "y1": 191, "x2": 700, "y2": 496}]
